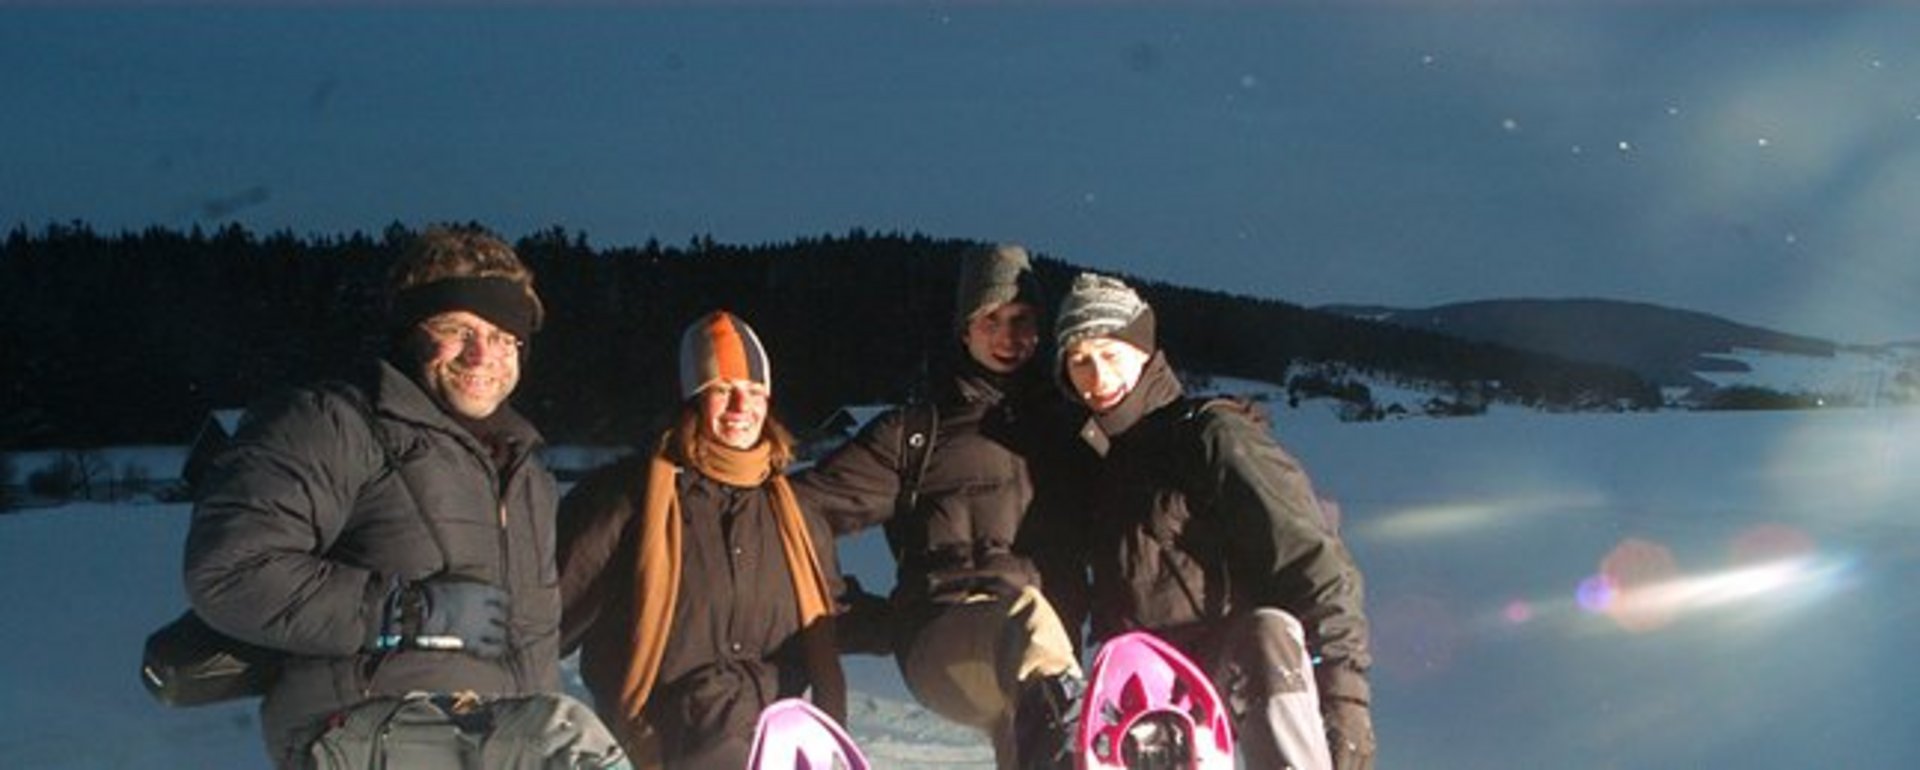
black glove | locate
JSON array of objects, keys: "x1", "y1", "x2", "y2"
[
  {"x1": 373, "y1": 576, "x2": 511, "y2": 659},
  {"x1": 1013, "y1": 672, "x2": 1084, "y2": 770},
  {"x1": 1324, "y1": 696, "x2": 1376, "y2": 770},
  {"x1": 834, "y1": 575, "x2": 895, "y2": 656}
]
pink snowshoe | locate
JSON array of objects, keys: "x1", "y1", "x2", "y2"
[
  {"x1": 747, "y1": 698, "x2": 871, "y2": 770},
  {"x1": 1076, "y1": 631, "x2": 1235, "y2": 770}
]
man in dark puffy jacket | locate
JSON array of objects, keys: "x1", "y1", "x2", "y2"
[
  {"x1": 795, "y1": 244, "x2": 1090, "y2": 769},
  {"x1": 184, "y1": 226, "x2": 583, "y2": 768},
  {"x1": 1054, "y1": 272, "x2": 1378, "y2": 770}
]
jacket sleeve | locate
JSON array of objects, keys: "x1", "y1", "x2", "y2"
[
  {"x1": 554, "y1": 456, "x2": 645, "y2": 656},
  {"x1": 1192, "y1": 411, "x2": 1372, "y2": 698},
  {"x1": 787, "y1": 409, "x2": 906, "y2": 535},
  {"x1": 1014, "y1": 394, "x2": 1097, "y2": 655},
  {"x1": 803, "y1": 504, "x2": 846, "y2": 600},
  {"x1": 182, "y1": 386, "x2": 388, "y2": 657}
]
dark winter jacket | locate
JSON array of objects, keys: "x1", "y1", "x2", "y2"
[
  {"x1": 184, "y1": 360, "x2": 562, "y2": 766},
  {"x1": 556, "y1": 454, "x2": 843, "y2": 768},
  {"x1": 793, "y1": 362, "x2": 1093, "y2": 635},
  {"x1": 1075, "y1": 352, "x2": 1373, "y2": 705}
]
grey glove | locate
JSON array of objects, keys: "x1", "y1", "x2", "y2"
[{"x1": 373, "y1": 576, "x2": 510, "y2": 659}]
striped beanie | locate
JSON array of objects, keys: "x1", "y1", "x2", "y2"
[
  {"x1": 1054, "y1": 272, "x2": 1155, "y2": 355},
  {"x1": 678, "y1": 310, "x2": 771, "y2": 400}
]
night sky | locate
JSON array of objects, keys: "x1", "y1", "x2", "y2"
[{"x1": 6, "y1": 4, "x2": 1918, "y2": 342}]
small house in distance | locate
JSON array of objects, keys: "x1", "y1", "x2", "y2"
[
  {"x1": 180, "y1": 408, "x2": 246, "y2": 494},
  {"x1": 799, "y1": 404, "x2": 892, "y2": 461}
]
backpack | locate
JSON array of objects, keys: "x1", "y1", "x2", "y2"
[
  {"x1": 141, "y1": 381, "x2": 404, "y2": 708},
  {"x1": 305, "y1": 691, "x2": 629, "y2": 770}
]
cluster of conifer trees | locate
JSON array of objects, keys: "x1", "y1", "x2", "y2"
[{"x1": 0, "y1": 221, "x2": 1659, "y2": 450}]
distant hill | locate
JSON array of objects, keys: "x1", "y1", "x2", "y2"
[
  {"x1": 1, "y1": 224, "x2": 1666, "y2": 448},
  {"x1": 1320, "y1": 298, "x2": 1840, "y2": 389}
]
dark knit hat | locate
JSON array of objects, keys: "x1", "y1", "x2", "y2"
[
  {"x1": 1054, "y1": 272, "x2": 1155, "y2": 355},
  {"x1": 678, "y1": 310, "x2": 771, "y2": 400},
  {"x1": 390, "y1": 277, "x2": 541, "y2": 343},
  {"x1": 953, "y1": 243, "x2": 1045, "y2": 332}
]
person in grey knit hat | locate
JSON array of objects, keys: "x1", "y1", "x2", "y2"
[
  {"x1": 796, "y1": 243, "x2": 1090, "y2": 770},
  {"x1": 1054, "y1": 271, "x2": 1378, "y2": 770},
  {"x1": 954, "y1": 243, "x2": 1046, "y2": 334},
  {"x1": 949, "y1": 243, "x2": 1050, "y2": 375}
]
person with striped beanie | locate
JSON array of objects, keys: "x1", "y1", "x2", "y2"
[
  {"x1": 676, "y1": 310, "x2": 775, "y2": 450},
  {"x1": 1055, "y1": 272, "x2": 1378, "y2": 770},
  {"x1": 557, "y1": 310, "x2": 845, "y2": 769}
]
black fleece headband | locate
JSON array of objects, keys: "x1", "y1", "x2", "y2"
[{"x1": 390, "y1": 277, "x2": 539, "y2": 341}]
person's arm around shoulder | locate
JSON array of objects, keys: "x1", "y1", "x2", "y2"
[
  {"x1": 554, "y1": 454, "x2": 649, "y2": 654},
  {"x1": 184, "y1": 385, "x2": 389, "y2": 657},
  {"x1": 788, "y1": 408, "x2": 910, "y2": 535},
  {"x1": 790, "y1": 410, "x2": 912, "y2": 655}
]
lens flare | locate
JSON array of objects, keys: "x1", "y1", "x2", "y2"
[
  {"x1": 1579, "y1": 532, "x2": 1849, "y2": 634},
  {"x1": 1575, "y1": 574, "x2": 1616, "y2": 614},
  {"x1": 1729, "y1": 523, "x2": 1816, "y2": 565},
  {"x1": 1598, "y1": 538, "x2": 1682, "y2": 632}
]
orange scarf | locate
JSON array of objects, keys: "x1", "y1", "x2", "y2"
[{"x1": 615, "y1": 433, "x2": 846, "y2": 765}]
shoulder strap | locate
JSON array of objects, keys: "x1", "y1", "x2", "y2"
[
  {"x1": 892, "y1": 400, "x2": 938, "y2": 520},
  {"x1": 320, "y1": 381, "x2": 454, "y2": 578},
  {"x1": 1183, "y1": 395, "x2": 1270, "y2": 430},
  {"x1": 1155, "y1": 396, "x2": 1252, "y2": 621}
]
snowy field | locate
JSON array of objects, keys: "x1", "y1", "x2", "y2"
[{"x1": 3, "y1": 405, "x2": 1917, "y2": 768}]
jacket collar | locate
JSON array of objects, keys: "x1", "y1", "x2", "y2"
[
  {"x1": 367, "y1": 358, "x2": 545, "y2": 452},
  {"x1": 943, "y1": 350, "x2": 1051, "y2": 407},
  {"x1": 1077, "y1": 350, "x2": 1183, "y2": 456}
]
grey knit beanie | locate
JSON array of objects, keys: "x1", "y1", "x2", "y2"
[
  {"x1": 953, "y1": 243, "x2": 1044, "y2": 332},
  {"x1": 1054, "y1": 272, "x2": 1155, "y2": 355}
]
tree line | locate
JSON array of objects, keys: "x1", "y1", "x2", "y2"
[{"x1": 0, "y1": 221, "x2": 1660, "y2": 450}]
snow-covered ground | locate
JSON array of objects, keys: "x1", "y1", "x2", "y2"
[
  {"x1": 5, "y1": 405, "x2": 1917, "y2": 767},
  {"x1": 1697, "y1": 346, "x2": 1917, "y2": 406}
]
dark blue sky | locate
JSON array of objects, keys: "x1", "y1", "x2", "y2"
[{"x1": 6, "y1": 4, "x2": 1918, "y2": 342}]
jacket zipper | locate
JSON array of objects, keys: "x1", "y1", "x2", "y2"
[{"x1": 495, "y1": 450, "x2": 525, "y2": 691}]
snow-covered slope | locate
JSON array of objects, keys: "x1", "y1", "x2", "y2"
[
  {"x1": 1321, "y1": 297, "x2": 1920, "y2": 407},
  {"x1": 1695, "y1": 345, "x2": 1919, "y2": 406},
  {"x1": 6, "y1": 405, "x2": 1917, "y2": 767}
]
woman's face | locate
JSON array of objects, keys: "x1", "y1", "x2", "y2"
[{"x1": 700, "y1": 378, "x2": 769, "y2": 449}]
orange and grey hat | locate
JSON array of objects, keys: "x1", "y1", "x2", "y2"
[{"x1": 678, "y1": 310, "x2": 771, "y2": 400}]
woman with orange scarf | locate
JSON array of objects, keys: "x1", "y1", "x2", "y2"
[{"x1": 556, "y1": 310, "x2": 844, "y2": 769}]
